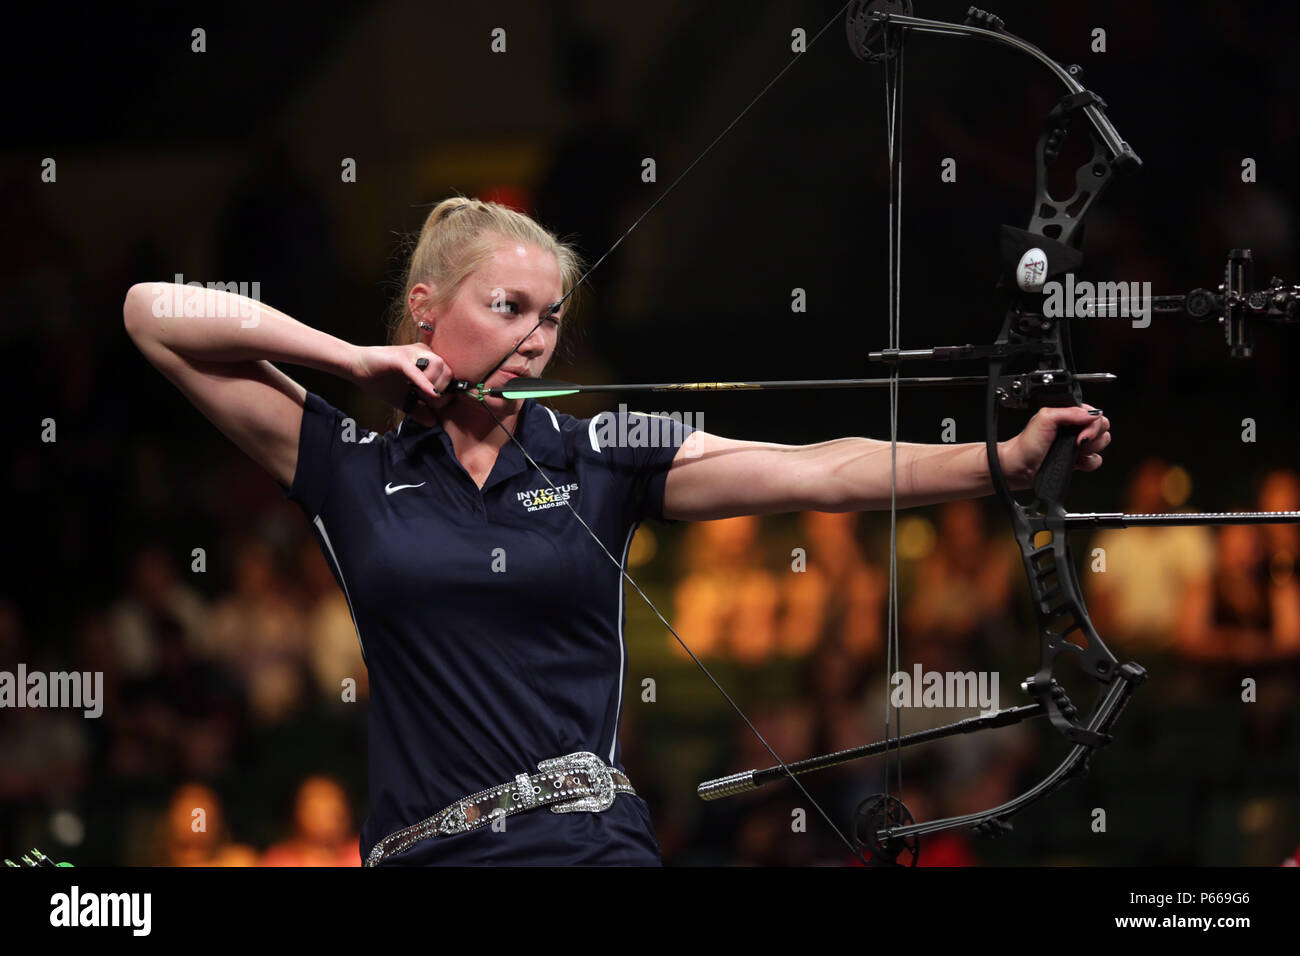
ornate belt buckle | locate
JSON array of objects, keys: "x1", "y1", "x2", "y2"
[
  {"x1": 437, "y1": 800, "x2": 470, "y2": 835},
  {"x1": 538, "y1": 751, "x2": 615, "y2": 813}
]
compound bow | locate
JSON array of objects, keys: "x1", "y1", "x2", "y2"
[
  {"x1": 446, "y1": 1, "x2": 1300, "y2": 865},
  {"x1": 701, "y1": 1, "x2": 1300, "y2": 865}
]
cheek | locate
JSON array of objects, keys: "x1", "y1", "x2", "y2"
[
  {"x1": 432, "y1": 314, "x2": 490, "y2": 361},
  {"x1": 544, "y1": 325, "x2": 562, "y2": 353}
]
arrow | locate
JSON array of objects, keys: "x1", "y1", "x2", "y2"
[{"x1": 450, "y1": 373, "x2": 1118, "y2": 401}]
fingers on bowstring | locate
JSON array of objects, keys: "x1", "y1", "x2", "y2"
[
  {"x1": 415, "y1": 353, "x2": 459, "y2": 408},
  {"x1": 407, "y1": 357, "x2": 444, "y2": 408}
]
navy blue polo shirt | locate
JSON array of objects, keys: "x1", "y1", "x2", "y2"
[{"x1": 279, "y1": 390, "x2": 694, "y2": 865}]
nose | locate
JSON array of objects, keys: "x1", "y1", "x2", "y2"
[{"x1": 517, "y1": 316, "x2": 550, "y2": 356}]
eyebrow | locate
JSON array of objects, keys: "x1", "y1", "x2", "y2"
[{"x1": 487, "y1": 287, "x2": 564, "y2": 313}]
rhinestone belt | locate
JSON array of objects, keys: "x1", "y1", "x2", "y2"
[{"x1": 364, "y1": 751, "x2": 637, "y2": 866}]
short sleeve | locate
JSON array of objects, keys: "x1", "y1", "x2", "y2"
[
  {"x1": 639, "y1": 434, "x2": 691, "y2": 522},
  {"x1": 586, "y1": 409, "x2": 697, "y2": 523},
  {"x1": 281, "y1": 391, "x2": 351, "y2": 517}
]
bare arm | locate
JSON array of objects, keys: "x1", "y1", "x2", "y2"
[
  {"x1": 663, "y1": 433, "x2": 1010, "y2": 521},
  {"x1": 662, "y1": 406, "x2": 1110, "y2": 521},
  {"x1": 122, "y1": 282, "x2": 360, "y2": 490}
]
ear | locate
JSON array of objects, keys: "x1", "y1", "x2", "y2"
[{"x1": 408, "y1": 283, "x2": 436, "y2": 328}]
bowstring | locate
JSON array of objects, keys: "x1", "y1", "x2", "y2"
[
  {"x1": 438, "y1": 2, "x2": 864, "y2": 860},
  {"x1": 883, "y1": 21, "x2": 906, "y2": 828}
]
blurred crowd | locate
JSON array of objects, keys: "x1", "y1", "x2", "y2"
[
  {"x1": 0, "y1": 533, "x2": 367, "y2": 865},
  {"x1": 634, "y1": 463, "x2": 1300, "y2": 866}
]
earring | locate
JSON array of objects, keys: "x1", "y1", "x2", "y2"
[{"x1": 418, "y1": 322, "x2": 433, "y2": 332}]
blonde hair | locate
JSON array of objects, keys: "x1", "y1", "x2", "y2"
[{"x1": 384, "y1": 197, "x2": 584, "y2": 425}]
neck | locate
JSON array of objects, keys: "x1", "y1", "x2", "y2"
[{"x1": 435, "y1": 395, "x2": 523, "y2": 452}]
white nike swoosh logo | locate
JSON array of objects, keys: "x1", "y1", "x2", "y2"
[{"x1": 385, "y1": 482, "x2": 426, "y2": 495}]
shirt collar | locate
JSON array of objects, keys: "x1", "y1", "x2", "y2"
[{"x1": 395, "y1": 399, "x2": 569, "y2": 472}]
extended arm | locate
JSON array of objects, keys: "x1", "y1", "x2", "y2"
[{"x1": 662, "y1": 406, "x2": 1109, "y2": 521}]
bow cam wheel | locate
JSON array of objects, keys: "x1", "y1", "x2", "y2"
[
  {"x1": 846, "y1": 0, "x2": 913, "y2": 62},
  {"x1": 853, "y1": 793, "x2": 919, "y2": 867}
]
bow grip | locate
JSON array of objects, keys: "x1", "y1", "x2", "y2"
[{"x1": 1033, "y1": 424, "x2": 1082, "y2": 504}]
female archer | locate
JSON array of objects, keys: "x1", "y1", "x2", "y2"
[{"x1": 122, "y1": 196, "x2": 1110, "y2": 865}]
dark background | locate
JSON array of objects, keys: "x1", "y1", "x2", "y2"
[{"x1": 1, "y1": 0, "x2": 1297, "y2": 866}]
